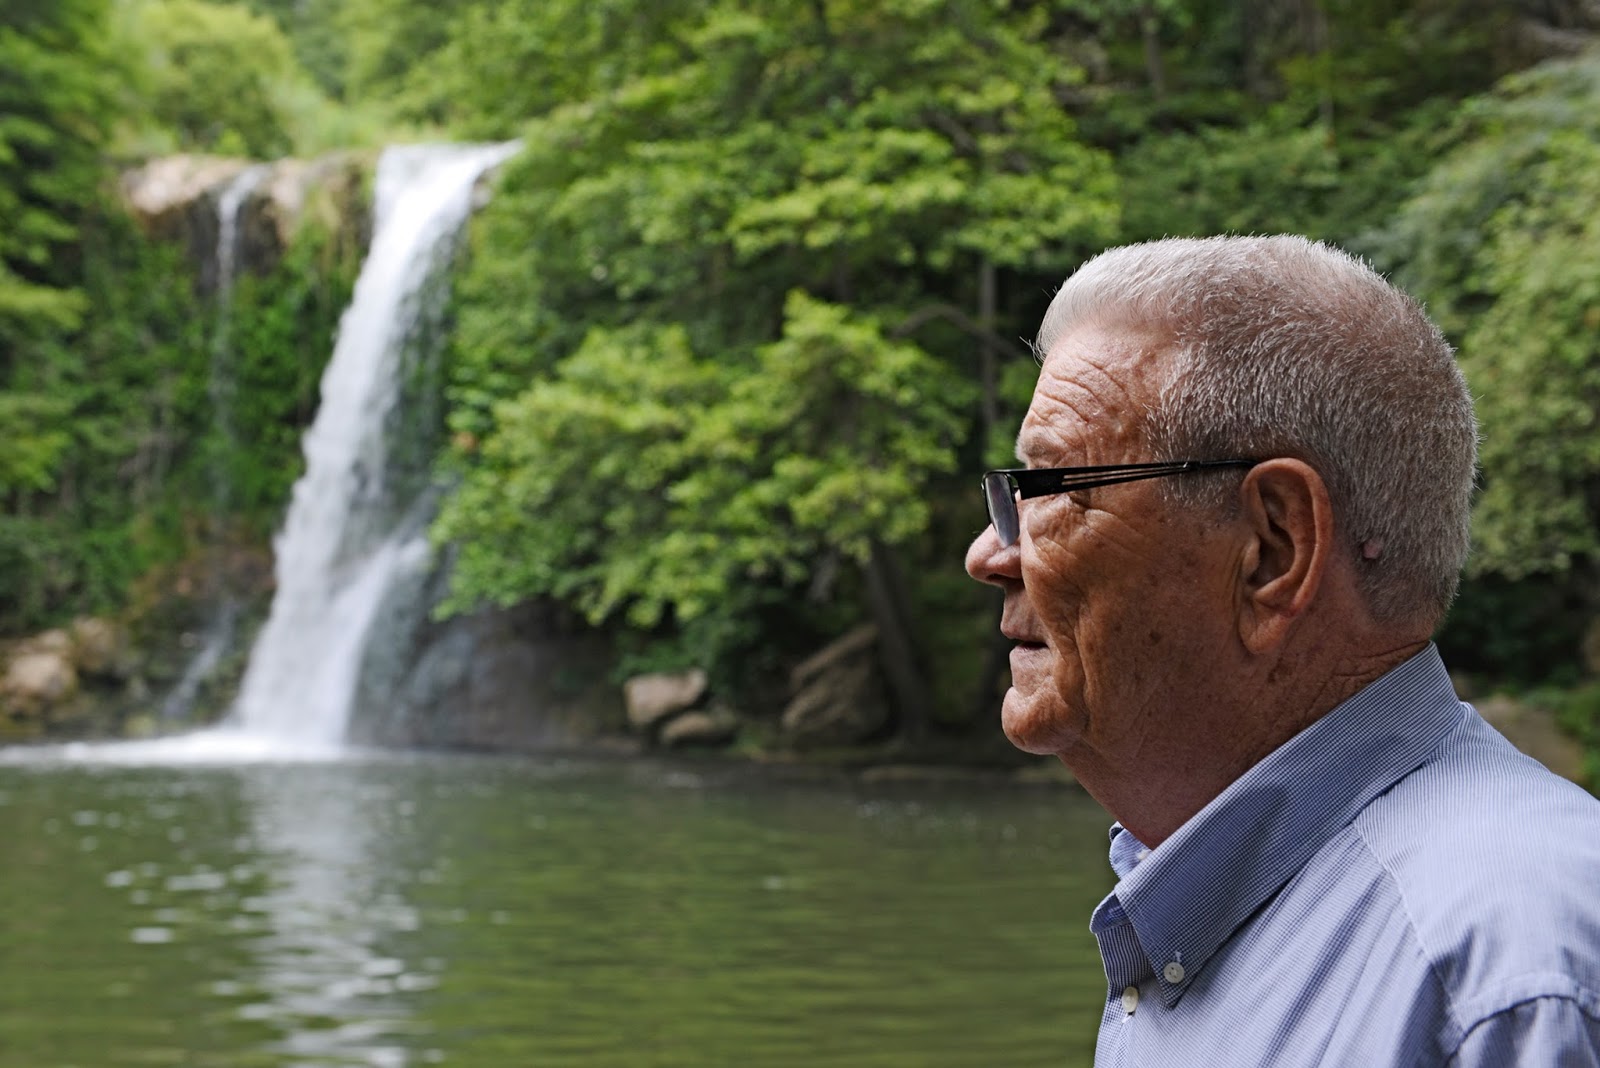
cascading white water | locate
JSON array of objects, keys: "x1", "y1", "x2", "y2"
[
  {"x1": 226, "y1": 143, "x2": 520, "y2": 753},
  {"x1": 158, "y1": 164, "x2": 270, "y2": 724}
]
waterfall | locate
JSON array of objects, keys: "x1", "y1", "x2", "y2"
[
  {"x1": 208, "y1": 162, "x2": 271, "y2": 495},
  {"x1": 227, "y1": 143, "x2": 519, "y2": 752},
  {"x1": 158, "y1": 164, "x2": 269, "y2": 724}
]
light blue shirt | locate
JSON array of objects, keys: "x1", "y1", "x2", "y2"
[{"x1": 1091, "y1": 645, "x2": 1600, "y2": 1065}]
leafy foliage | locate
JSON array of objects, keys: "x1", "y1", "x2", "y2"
[
  {"x1": 233, "y1": 0, "x2": 350, "y2": 99},
  {"x1": 440, "y1": 295, "x2": 971, "y2": 627},
  {"x1": 366, "y1": 0, "x2": 698, "y2": 135},
  {"x1": 115, "y1": 0, "x2": 387, "y2": 158},
  {"x1": 0, "y1": 212, "x2": 207, "y2": 630},
  {"x1": 0, "y1": 0, "x2": 130, "y2": 627},
  {"x1": 126, "y1": 0, "x2": 305, "y2": 156},
  {"x1": 0, "y1": 0, "x2": 119, "y2": 348},
  {"x1": 1103, "y1": 0, "x2": 1513, "y2": 245},
  {"x1": 1384, "y1": 55, "x2": 1600, "y2": 579},
  {"x1": 434, "y1": 0, "x2": 1116, "y2": 686}
]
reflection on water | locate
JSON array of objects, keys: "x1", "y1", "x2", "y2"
[
  {"x1": 236, "y1": 768, "x2": 432, "y2": 1067},
  {"x1": 0, "y1": 754, "x2": 1114, "y2": 1067}
]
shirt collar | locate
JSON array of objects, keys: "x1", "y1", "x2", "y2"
[{"x1": 1104, "y1": 645, "x2": 1466, "y2": 1008}]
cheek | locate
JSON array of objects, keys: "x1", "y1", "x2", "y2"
[
  {"x1": 1020, "y1": 525, "x2": 1083, "y2": 627},
  {"x1": 1022, "y1": 522, "x2": 1121, "y2": 651},
  {"x1": 1028, "y1": 536, "x2": 1167, "y2": 699},
  {"x1": 1029, "y1": 569, "x2": 1087, "y2": 667}
]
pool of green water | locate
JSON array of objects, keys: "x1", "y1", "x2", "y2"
[{"x1": 0, "y1": 752, "x2": 1114, "y2": 1067}]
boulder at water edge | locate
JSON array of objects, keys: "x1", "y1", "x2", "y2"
[
  {"x1": 2, "y1": 650, "x2": 79, "y2": 722},
  {"x1": 624, "y1": 669, "x2": 710, "y2": 732}
]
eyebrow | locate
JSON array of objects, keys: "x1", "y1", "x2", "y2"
[{"x1": 1014, "y1": 429, "x2": 1046, "y2": 466}]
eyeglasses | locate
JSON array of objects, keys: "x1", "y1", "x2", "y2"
[{"x1": 982, "y1": 460, "x2": 1257, "y2": 547}]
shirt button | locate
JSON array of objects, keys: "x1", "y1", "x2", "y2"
[
  {"x1": 1163, "y1": 961, "x2": 1186, "y2": 984},
  {"x1": 1121, "y1": 986, "x2": 1139, "y2": 1014}
]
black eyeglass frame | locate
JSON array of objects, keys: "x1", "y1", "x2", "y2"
[{"x1": 982, "y1": 460, "x2": 1257, "y2": 547}]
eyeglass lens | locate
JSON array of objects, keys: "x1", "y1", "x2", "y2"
[{"x1": 983, "y1": 472, "x2": 1020, "y2": 547}]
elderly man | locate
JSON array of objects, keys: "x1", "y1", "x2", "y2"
[{"x1": 965, "y1": 235, "x2": 1600, "y2": 1065}]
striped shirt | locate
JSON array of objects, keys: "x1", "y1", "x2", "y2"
[{"x1": 1090, "y1": 645, "x2": 1600, "y2": 1065}]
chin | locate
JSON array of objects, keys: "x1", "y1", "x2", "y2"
[{"x1": 999, "y1": 688, "x2": 1077, "y2": 755}]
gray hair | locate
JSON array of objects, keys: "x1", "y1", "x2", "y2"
[{"x1": 1036, "y1": 235, "x2": 1478, "y2": 626}]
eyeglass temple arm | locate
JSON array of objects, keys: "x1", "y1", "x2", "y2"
[{"x1": 1011, "y1": 460, "x2": 1252, "y2": 500}]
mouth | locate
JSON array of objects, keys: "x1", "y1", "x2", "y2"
[{"x1": 1003, "y1": 632, "x2": 1047, "y2": 651}]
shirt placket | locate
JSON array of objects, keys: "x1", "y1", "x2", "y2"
[{"x1": 1093, "y1": 895, "x2": 1156, "y2": 1068}]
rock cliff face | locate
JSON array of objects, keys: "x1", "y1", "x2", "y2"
[
  {"x1": 349, "y1": 601, "x2": 625, "y2": 753},
  {"x1": 120, "y1": 152, "x2": 374, "y2": 287}
]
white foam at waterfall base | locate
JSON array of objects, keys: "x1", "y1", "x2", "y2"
[
  {"x1": 27, "y1": 143, "x2": 520, "y2": 766},
  {"x1": 0, "y1": 728, "x2": 347, "y2": 766}
]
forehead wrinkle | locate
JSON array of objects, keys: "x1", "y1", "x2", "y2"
[
  {"x1": 1019, "y1": 375, "x2": 1115, "y2": 463},
  {"x1": 1016, "y1": 322, "x2": 1169, "y2": 473},
  {"x1": 1045, "y1": 343, "x2": 1146, "y2": 414},
  {"x1": 1025, "y1": 373, "x2": 1143, "y2": 466}
]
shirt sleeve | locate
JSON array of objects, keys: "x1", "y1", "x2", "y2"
[{"x1": 1448, "y1": 997, "x2": 1600, "y2": 1067}]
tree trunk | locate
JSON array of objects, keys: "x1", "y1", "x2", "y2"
[
  {"x1": 1141, "y1": 4, "x2": 1168, "y2": 101},
  {"x1": 968, "y1": 612, "x2": 1012, "y2": 726},
  {"x1": 978, "y1": 258, "x2": 999, "y2": 448},
  {"x1": 862, "y1": 539, "x2": 934, "y2": 742},
  {"x1": 1300, "y1": 0, "x2": 1335, "y2": 131}
]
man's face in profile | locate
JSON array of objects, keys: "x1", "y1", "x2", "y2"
[{"x1": 969, "y1": 322, "x2": 1241, "y2": 765}]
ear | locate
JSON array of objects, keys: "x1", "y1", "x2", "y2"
[{"x1": 1235, "y1": 459, "x2": 1335, "y2": 654}]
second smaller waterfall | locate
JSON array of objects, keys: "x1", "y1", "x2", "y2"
[{"x1": 158, "y1": 164, "x2": 268, "y2": 724}]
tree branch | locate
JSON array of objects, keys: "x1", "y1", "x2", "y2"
[{"x1": 892, "y1": 302, "x2": 1035, "y2": 364}]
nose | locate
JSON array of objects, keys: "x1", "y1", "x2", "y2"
[{"x1": 965, "y1": 522, "x2": 1022, "y2": 588}]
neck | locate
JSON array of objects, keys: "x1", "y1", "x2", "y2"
[{"x1": 1066, "y1": 637, "x2": 1429, "y2": 849}]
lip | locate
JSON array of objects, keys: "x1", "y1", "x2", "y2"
[{"x1": 1008, "y1": 642, "x2": 1050, "y2": 673}]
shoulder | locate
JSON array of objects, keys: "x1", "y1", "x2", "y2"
[{"x1": 1351, "y1": 707, "x2": 1600, "y2": 1042}]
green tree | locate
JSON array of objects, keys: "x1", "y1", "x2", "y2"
[
  {"x1": 436, "y1": 0, "x2": 1117, "y2": 725},
  {"x1": 1383, "y1": 54, "x2": 1600, "y2": 581},
  {"x1": 1096, "y1": 0, "x2": 1513, "y2": 246},
  {"x1": 1460, "y1": 130, "x2": 1600, "y2": 579},
  {"x1": 334, "y1": 0, "x2": 464, "y2": 114},
  {"x1": 0, "y1": 0, "x2": 123, "y2": 611},
  {"x1": 440, "y1": 295, "x2": 970, "y2": 624},
  {"x1": 235, "y1": 0, "x2": 351, "y2": 99},
  {"x1": 0, "y1": 213, "x2": 209, "y2": 631},
  {"x1": 126, "y1": 0, "x2": 321, "y2": 157},
  {"x1": 0, "y1": 0, "x2": 119, "y2": 350},
  {"x1": 0, "y1": 0, "x2": 363, "y2": 631},
  {"x1": 371, "y1": 0, "x2": 697, "y2": 134}
]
